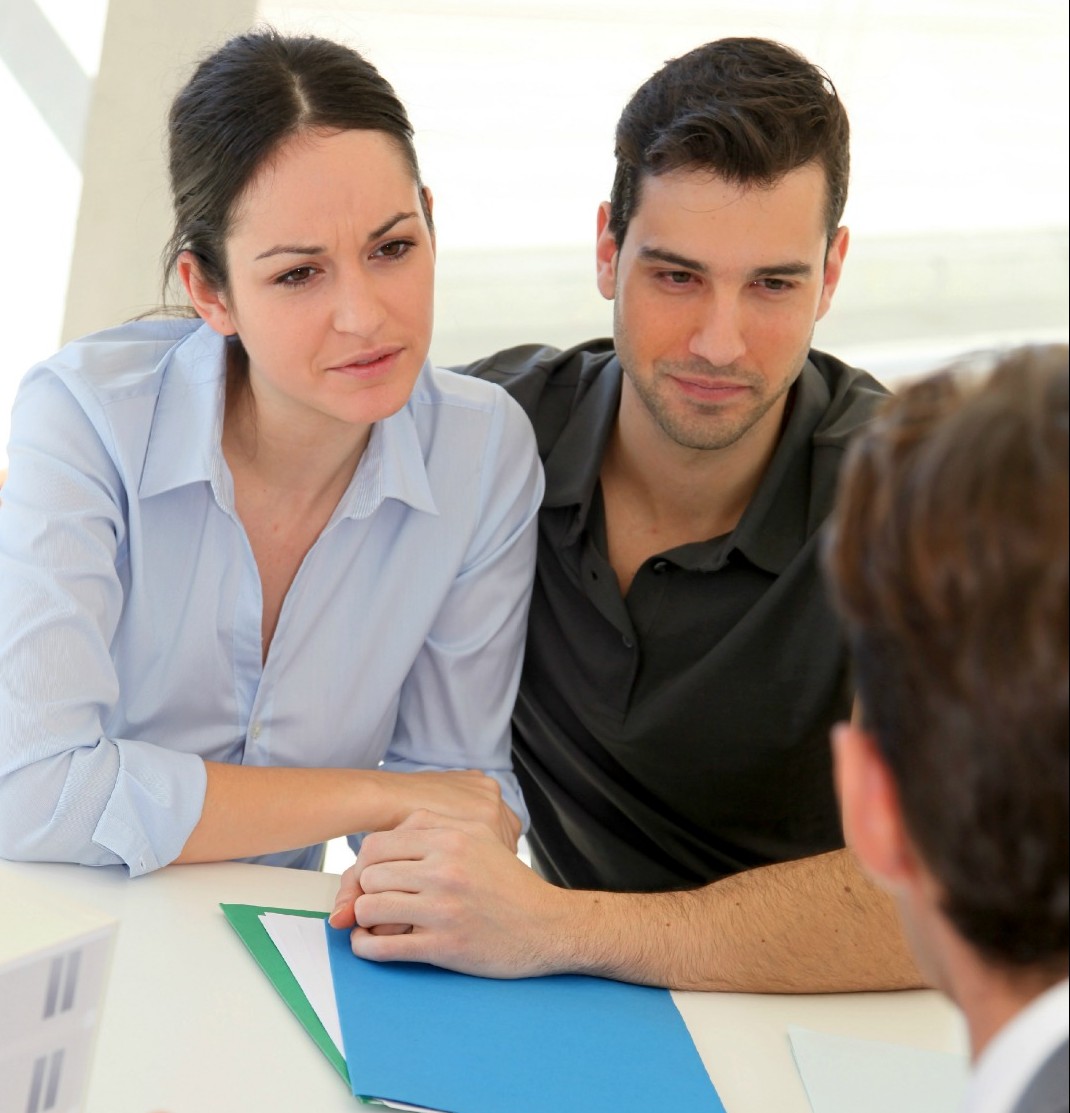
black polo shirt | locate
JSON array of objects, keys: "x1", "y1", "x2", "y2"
[{"x1": 462, "y1": 341, "x2": 888, "y2": 892}]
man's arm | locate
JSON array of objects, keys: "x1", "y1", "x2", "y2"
[{"x1": 329, "y1": 811, "x2": 923, "y2": 992}]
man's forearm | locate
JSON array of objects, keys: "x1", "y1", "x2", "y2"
[
  {"x1": 342, "y1": 816, "x2": 924, "y2": 992},
  {"x1": 548, "y1": 848, "x2": 924, "y2": 992}
]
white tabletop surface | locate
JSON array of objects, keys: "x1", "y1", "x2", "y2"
[{"x1": 0, "y1": 858, "x2": 967, "y2": 1113}]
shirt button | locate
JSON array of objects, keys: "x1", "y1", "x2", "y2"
[
  {"x1": 622, "y1": 635, "x2": 634, "y2": 649},
  {"x1": 652, "y1": 560, "x2": 668, "y2": 574},
  {"x1": 250, "y1": 722, "x2": 262, "y2": 741}
]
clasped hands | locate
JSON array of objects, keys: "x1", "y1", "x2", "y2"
[{"x1": 328, "y1": 800, "x2": 564, "y2": 979}]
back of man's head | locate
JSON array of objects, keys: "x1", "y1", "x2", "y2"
[
  {"x1": 608, "y1": 37, "x2": 850, "y2": 248},
  {"x1": 826, "y1": 344, "x2": 1069, "y2": 977}
]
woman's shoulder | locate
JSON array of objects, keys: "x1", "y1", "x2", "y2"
[
  {"x1": 29, "y1": 318, "x2": 210, "y2": 403},
  {"x1": 409, "y1": 362, "x2": 537, "y2": 455},
  {"x1": 414, "y1": 360, "x2": 516, "y2": 410},
  {"x1": 12, "y1": 319, "x2": 224, "y2": 483}
]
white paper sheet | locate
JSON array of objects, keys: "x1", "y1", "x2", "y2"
[
  {"x1": 788, "y1": 1024, "x2": 969, "y2": 1113},
  {"x1": 260, "y1": 912, "x2": 345, "y2": 1056}
]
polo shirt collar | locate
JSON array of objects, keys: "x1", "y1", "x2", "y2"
[
  {"x1": 140, "y1": 326, "x2": 437, "y2": 518},
  {"x1": 723, "y1": 358, "x2": 832, "y2": 575},
  {"x1": 542, "y1": 356, "x2": 621, "y2": 543},
  {"x1": 540, "y1": 353, "x2": 832, "y2": 573}
]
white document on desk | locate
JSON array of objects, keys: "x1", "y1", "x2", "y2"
[{"x1": 788, "y1": 1024, "x2": 968, "y2": 1113}]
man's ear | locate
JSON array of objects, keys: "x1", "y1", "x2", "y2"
[
  {"x1": 595, "y1": 201, "x2": 618, "y2": 301},
  {"x1": 816, "y1": 225, "x2": 849, "y2": 322},
  {"x1": 176, "y1": 252, "x2": 237, "y2": 337},
  {"x1": 832, "y1": 720, "x2": 918, "y2": 893}
]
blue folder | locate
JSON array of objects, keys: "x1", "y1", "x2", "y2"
[{"x1": 325, "y1": 923, "x2": 726, "y2": 1113}]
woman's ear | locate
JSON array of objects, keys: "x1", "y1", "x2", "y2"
[
  {"x1": 832, "y1": 721, "x2": 919, "y2": 894},
  {"x1": 176, "y1": 252, "x2": 237, "y2": 336}
]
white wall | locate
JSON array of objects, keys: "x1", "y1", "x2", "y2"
[{"x1": 2, "y1": 0, "x2": 1068, "y2": 464}]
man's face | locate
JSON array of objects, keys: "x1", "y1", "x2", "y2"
[{"x1": 597, "y1": 162, "x2": 847, "y2": 454}]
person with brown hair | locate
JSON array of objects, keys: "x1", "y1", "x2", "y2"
[
  {"x1": 0, "y1": 29, "x2": 540, "y2": 875},
  {"x1": 827, "y1": 344, "x2": 1069, "y2": 1113},
  {"x1": 331, "y1": 37, "x2": 921, "y2": 992}
]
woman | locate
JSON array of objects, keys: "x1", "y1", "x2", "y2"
[{"x1": 0, "y1": 29, "x2": 542, "y2": 875}]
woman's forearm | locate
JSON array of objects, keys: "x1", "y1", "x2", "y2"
[
  {"x1": 175, "y1": 761, "x2": 520, "y2": 865},
  {"x1": 174, "y1": 763, "x2": 398, "y2": 864}
]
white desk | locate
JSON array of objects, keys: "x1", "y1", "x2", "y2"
[{"x1": 0, "y1": 859, "x2": 966, "y2": 1113}]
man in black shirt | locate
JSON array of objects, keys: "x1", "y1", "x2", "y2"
[{"x1": 332, "y1": 37, "x2": 920, "y2": 992}]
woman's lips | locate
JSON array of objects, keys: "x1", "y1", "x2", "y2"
[{"x1": 327, "y1": 348, "x2": 402, "y2": 379}]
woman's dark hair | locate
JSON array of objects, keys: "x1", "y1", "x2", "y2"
[
  {"x1": 162, "y1": 27, "x2": 427, "y2": 302},
  {"x1": 608, "y1": 37, "x2": 849, "y2": 247},
  {"x1": 826, "y1": 344, "x2": 1069, "y2": 973}
]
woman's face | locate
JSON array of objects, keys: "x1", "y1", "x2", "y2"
[{"x1": 205, "y1": 128, "x2": 434, "y2": 437}]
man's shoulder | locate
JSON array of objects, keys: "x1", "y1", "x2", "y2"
[
  {"x1": 807, "y1": 348, "x2": 890, "y2": 446},
  {"x1": 455, "y1": 339, "x2": 618, "y2": 452},
  {"x1": 457, "y1": 339, "x2": 616, "y2": 386},
  {"x1": 1011, "y1": 1036, "x2": 1069, "y2": 1113}
]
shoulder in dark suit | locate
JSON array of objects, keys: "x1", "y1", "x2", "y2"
[{"x1": 1012, "y1": 1038, "x2": 1068, "y2": 1113}]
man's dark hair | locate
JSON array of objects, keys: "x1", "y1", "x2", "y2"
[
  {"x1": 825, "y1": 344, "x2": 1069, "y2": 973},
  {"x1": 608, "y1": 37, "x2": 849, "y2": 247}
]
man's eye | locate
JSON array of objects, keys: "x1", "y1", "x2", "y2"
[{"x1": 661, "y1": 271, "x2": 693, "y2": 285}]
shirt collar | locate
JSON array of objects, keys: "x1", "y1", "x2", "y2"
[
  {"x1": 334, "y1": 362, "x2": 438, "y2": 521},
  {"x1": 540, "y1": 355, "x2": 832, "y2": 571},
  {"x1": 139, "y1": 322, "x2": 227, "y2": 500},
  {"x1": 140, "y1": 328, "x2": 437, "y2": 518},
  {"x1": 725, "y1": 358, "x2": 831, "y2": 574},
  {"x1": 541, "y1": 356, "x2": 621, "y2": 542},
  {"x1": 963, "y1": 978, "x2": 1069, "y2": 1113}
]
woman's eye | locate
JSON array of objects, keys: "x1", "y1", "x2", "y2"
[
  {"x1": 275, "y1": 266, "x2": 317, "y2": 286},
  {"x1": 375, "y1": 239, "x2": 414, "y2": 260}
]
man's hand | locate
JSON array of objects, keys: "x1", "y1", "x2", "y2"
[
  {"x1": 330, "y1": 833, "x2": 923, "y2": 991},
  {"x1": 328, "y1": 811, "x2": 566, "y2": 978}
]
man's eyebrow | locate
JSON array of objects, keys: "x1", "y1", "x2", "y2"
[
  {"x1": 749, "y1": 261, "x2": 814, "y2": 279},
  {"x1": 253, "y1": 212, "x2": 419, "y2": 262},
  {"x1": 637, "y1": 246, "x2": 708, "y2": 274},
  {"x1": 637, "y1": 248, "x2": 815, "y2": 281}
]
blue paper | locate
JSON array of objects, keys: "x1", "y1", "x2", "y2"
[{"x1": 325, "y1": 925, "x2": 725, "y2": 1113}]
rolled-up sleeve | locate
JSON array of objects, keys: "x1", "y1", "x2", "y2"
[{"x1": 0, "y1": 369, "x2": 207, "y2": 876}]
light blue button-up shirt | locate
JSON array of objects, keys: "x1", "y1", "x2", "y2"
[{"x1": 0, "y1": 319, "x2": 542, "y2": 876}]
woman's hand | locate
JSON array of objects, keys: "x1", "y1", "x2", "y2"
[{"x1": 380, "y1": 768, "x2": 521, "y2": 851}]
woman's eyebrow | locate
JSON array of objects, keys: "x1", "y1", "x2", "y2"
[
  {"x1": 254, "y1": 243, "x2": 325, "y2": 261},
  {"x1": 253, "y1": 211, "x2": 420, "y2": 262}
]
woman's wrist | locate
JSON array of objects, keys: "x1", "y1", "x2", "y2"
[{"x1": 347, "y1": 767, "x2": 402, "y2": 832}]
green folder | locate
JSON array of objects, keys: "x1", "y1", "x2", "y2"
[{"x1": 220, "y1": 904, "x2": 349, "y2": 1083}]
